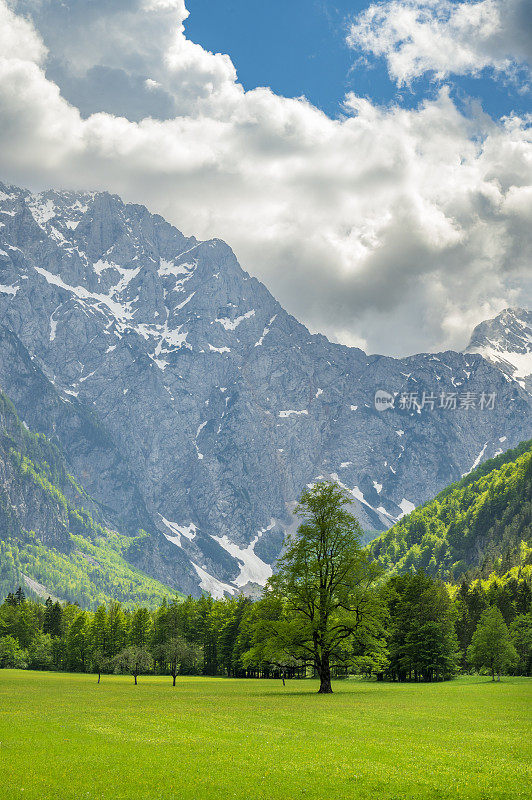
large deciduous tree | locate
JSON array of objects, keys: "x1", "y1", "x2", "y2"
[{"x1": 255, "y1": 481, "x2": 384, "y2": 693}]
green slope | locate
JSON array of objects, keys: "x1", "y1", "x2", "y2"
[
  {"x1": 0, "y1": 391, "x2": 180, "y2": 608},
  {"x1": 369, "y1": 439, "x2": 532, "y2": 582}
]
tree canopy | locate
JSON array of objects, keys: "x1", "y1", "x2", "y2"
[{"x1": 249, "y1": 481, "x2": 384, "y2": 693}]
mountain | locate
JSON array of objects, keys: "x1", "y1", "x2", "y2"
[
  {"x1": 465, "y1": 308, "x2": 532, "y2": 395},
  {"x1": 368, "y1": 439, "x2": 532, "y2": 582},
  {"x1": 0, "y1": 389, "x2": 179, "y2": 608},
  {"x1": 0, "y1": 181, "x2": 531, "y2": 598}
]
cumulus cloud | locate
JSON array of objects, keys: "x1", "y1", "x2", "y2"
[
  {"x1": 8, "y1": 0, "x2": 239, "y2": 119},
  {"x1": 0, "y1": 0, "x2": 530, "y2": 356},
  {"x1": 347, "y1": 0, "x2": 531, "y2": 86}
]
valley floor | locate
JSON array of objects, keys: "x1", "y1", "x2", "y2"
[{"x1": 0, "y1": 672, "x2": 530, "y2": 800}]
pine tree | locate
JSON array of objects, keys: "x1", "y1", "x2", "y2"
[
  {"x1": 129, "y1": 607, "x2": 153, "y2": 648},
  {"x1": 386, "y1": 572, "x2": 460, "y2": 681},
  {"x1": 66, "y1": 612, "x2": 90, "y2": 671},
  {"x1": 106, "y1": 603, "x2": 128, "y2": 657},
  {"x1": 43, "y1": 597, "x2": 53, "y2": 634},
  {"x1": 14, "y1": 586, "x2": 25, "y2": 605},
  {"x1": 43, "y1": 601, "x2": 63, "y2": 637},
  {"x1": 90, "y1": 606, "x2": 108, "y2": 656}
]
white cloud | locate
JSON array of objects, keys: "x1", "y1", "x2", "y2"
[
  {"x1": 0, "y1": 1, "x2": 46, "y2": 62},
  {"x1": 9, "y1": 0, "x2": 238, "y2": 118},
  {"x1": 0, "y1": 0, "x2": 530, "y2": 356},
  {"x1": 347, "y1": 0, "x2": 531, "y2": 86}
]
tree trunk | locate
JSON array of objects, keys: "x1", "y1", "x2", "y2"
[
  {"x1": 491, "y1": 665, "x2": 495, "y2": 681},
  {"x1": 318, "y1": 653, "x2": 333, "y2": 694},
  {"x1": 97, "y1": 672, "x2": 101, "y2": 684},
  {"x1": 134, "y1": 673, "x2": 138, "y2": 685},
  {"x1": 172, "y1": 673, "x2": 176, "y2": 687}
]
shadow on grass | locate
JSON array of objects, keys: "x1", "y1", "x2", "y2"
[
  {"x1": 248, "y1": 676, "x2": 530, "y2": 697},
  {"x1": 249, "y1": 686, "x2": 365, "y2": 698}
]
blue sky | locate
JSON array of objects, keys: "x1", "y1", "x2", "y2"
[
  {"x1": 185, "y1": 0, "x2": 530, "y2": 120},
  {"x1": 185, "y1": 0, "x2": 360, "y2": 117}
]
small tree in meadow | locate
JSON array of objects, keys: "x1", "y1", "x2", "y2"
[
  {"x1": 114, "y1": 646, "x2": 152, "y2": 685},
  {"x1": 467, "y1": 607, "x2": 517, "y2": 680},
  {"x1": 92, "y1": 649, "x2": 112, "y2": 683},
  {"x1": 160, "y1": 637, "x2": 202, "y2": 686}
]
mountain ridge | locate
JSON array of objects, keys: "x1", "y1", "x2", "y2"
[{"x1": 0, "y1": 180, "x2": 530, "y2": 597}]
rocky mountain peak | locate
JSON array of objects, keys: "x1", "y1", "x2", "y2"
[{"x1": 465, "y1": 307, "x2": 532, "y2": 394}]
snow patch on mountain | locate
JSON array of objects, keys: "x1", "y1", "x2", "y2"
[
  {"x1": 463, "y1": 442, "x2": 488, "y2": 476},
  {"x1": 191, "y1": 563, "x2": 236, "y2": 599},
  {"x1": 159, "y1": 515, "x2": 197, "y2": 547},
  {"x1": 398, "y1": 499, "x2": 416, "y2": 518},
  {"x1": 211, "y1": 529, "x2": 273, "y2": 587},
  {"x1": 0, "y1": 284, "x2": 19, "y2": 296},
  {"x1": 215, "y1": 310, "x2": 255, "y2": 331}
]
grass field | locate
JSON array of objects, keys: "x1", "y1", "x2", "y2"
[{"x1": 0, "y1": 671, "x2": 530, "y2": 800}]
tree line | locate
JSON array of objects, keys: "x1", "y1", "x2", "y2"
[{"x1": 1, "y1": 483, "x2": 530, "y2": 690}]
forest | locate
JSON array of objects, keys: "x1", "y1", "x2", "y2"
[{"x1": 1, "y1": 567, "x2": 530, "y2": 683}]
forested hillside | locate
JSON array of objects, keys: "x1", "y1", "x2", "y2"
[
  {"x1": 369, "y1": 440, "x2": 532, "y2": 581},
  {"x1": 0, "y1": 391, "x2": 177, "y2": 608}
]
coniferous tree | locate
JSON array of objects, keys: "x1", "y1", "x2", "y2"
[
  {"x1": 386, "y1": 572, "x2": 460, "y2": 681},
  {"x1": 129, "y1": 607, "x2": 152, "y2": 648},
  {"x1": 66, "y1": 612, "x2": 90, "y2": 671},
  {"x1": 43, "y1": 600, "x2": 63, "y2": 637},
  {"x1": 14, "y1": 587, "x2": 25, "y2": 605},
  {"x1": 90, "y1": 606, "x2": 108, "y2": 657},
  {"x1": 510, "y1": 613, "x2": 532, "y2": 676},
  {"x1": 43, "y1": 597, "x2": 53, "y2": 633},
  {"x1": 106, "y1": 603, "x2": 128, "y2": 657},
  {"x1": 467, "y1": 607, "x2": 517, "y2": 680}
]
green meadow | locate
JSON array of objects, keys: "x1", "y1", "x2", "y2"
[{"x1": 1, "y1": 671, "x2": 530, "y2": 800}]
